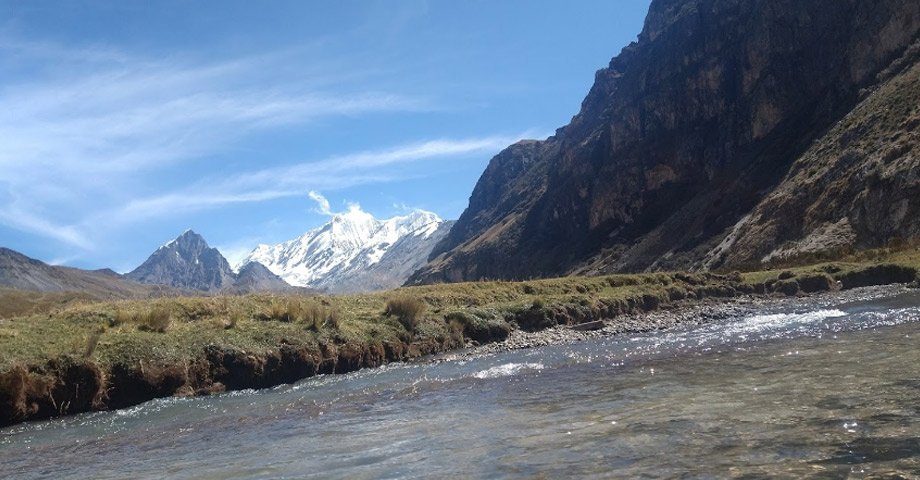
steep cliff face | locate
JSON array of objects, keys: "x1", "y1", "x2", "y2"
[
  {"x1": 422, "y1": 140, "x2": 554, "y2": 282},
  {"x1": 410, "y1": 0, "x2": 920, "y2": 284},
  {"x1": 710, "y1": 43, "x2": 920, "y2": 268}
]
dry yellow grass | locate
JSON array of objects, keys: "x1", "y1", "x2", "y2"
[{"x1": 0, "y1": 248, "x2": 917, "y2": 373}]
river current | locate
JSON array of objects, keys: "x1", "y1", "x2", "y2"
[{"x1": 3, "y1": 288, "x2": 920, "y2": 478}]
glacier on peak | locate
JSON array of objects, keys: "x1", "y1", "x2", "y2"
[{"x1": 240, "y1": 206, "x2": 453, "y2": 293}]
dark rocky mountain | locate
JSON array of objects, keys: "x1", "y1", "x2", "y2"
[
  {"x1": 409, "y1": 0, "x2": 920, "y2": 284},
  {"x1": 126, "y1": 230, "x2": 237, "y2": 292},
  {"x1": 0, "y1": 247, "x2": 174, "y2": 298},
  {"x1": 127, "y1": 230, "x2": 293, "y2": 293}
]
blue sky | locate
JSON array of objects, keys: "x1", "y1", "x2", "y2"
[{"x1": 0, "y1": 0, "x2": 651, "y2": 272}]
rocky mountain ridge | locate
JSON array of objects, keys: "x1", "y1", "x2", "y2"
[
  {"x1": 409, "y1": 0, "x2": 920, "y2": 284},
  {"x1": 127, "y1": 230, "x2": 292, "y2": 293}
]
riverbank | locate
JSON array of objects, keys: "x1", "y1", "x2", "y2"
[
  {"x1": 441, "y1": 284, "x2": 915, "y2": 360},
  {"x1": 2, "y1": 252, "x2": 919, "y2": 428}
]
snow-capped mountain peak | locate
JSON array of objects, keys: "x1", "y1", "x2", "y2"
[{"x1": 241, "y1": 206, "x2": 453, "y2": 292}]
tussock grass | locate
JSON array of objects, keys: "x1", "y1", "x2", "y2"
[
  {"x1": 384, "y1": 296, "x2": 427, "y2": 332},
  {"x1": 111, "y1": 309, "x2": 132, "y2": 327},
  {"x1": 254, "y1": 298, "x2": 341, "y2": 329},
  {"x1": 136, "y1": 307, "x2": 171, "y2": 333},
  {"x1": 83, "y1": 328, "x2": 104, "y2": 359}
]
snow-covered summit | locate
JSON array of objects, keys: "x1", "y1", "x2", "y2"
[{"x1": 241, "y1": 206, "x2": 453, "y2": 292}]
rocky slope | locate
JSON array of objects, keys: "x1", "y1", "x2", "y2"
[
  {"x1": 127, "y1": 230, "x2": 291, "y2": 293},
  {"x1": 409, "y1": 0, "x2": 920, "y2": 284},
  {"x1": 0, "y1": 247, "x2": 172, "y2": 298},
  {"x1": 242, "y1": 208, "x2": 453, "y2": 293},
  {"x1": 126, "y1": 230, "x2": 237, "y2": 291},
  {"x1": 224, "y1": 261, "x2": 295, "y2": 294},
  {"x1": 706, "y1": 44, "x2": 920, "y2": 269}
]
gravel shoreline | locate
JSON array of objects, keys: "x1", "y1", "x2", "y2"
[{"x1": 434, "y1": 284, "x2": 915, "y2": 362}]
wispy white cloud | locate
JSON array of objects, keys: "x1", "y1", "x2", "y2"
[
  {"x1": 0, "y1": 207, "x2": 91, "y2": 250},
  {"x1": 0, "y1": 49, "x2": 427, "y2": 176},
  {"x1": 0, "y1": 36, "x2": 432, "y2": 248},
  {"x1": 308, "y1": 191, "x2": 333, "y2": 216},
  {"x1": 214, "y1": 135, "x2": 520, "y2": 192},
  {"x1": 392, "y1": 201, "x2": 414, "y2": 213},
  {"x1": 0, "y1": 31, "x2": 541, "y2": 260},
  {"x1": 97, "y1": 134, "x2": 522, "y2": 224}
]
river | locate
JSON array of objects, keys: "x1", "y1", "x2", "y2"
[{"x1": 3, "y1": 287, "x2": 919, "y2": 478}]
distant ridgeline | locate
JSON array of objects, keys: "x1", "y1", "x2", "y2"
[
  {"x1": 0, "y1": 232, "x2": 295, "y2": 299},
  {"x1": 408, "y1": 0, "x2": 920, "y2": 285},
  {"x1": 0, "y1": 211, "x2": 453, "y2": 297}
]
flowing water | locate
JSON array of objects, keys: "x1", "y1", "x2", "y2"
[{"x1": 3, "y1": 288, "x2": 920, "y2": 479}]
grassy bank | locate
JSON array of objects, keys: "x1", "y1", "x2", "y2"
[{"x1": 1, "y1": 252, "x2": 919, "y2": 427}]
